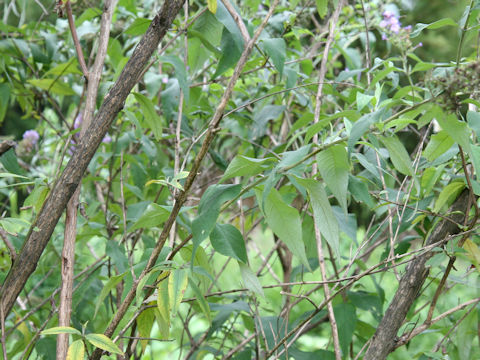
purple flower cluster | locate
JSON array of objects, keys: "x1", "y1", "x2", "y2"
[
  {"x1": 22, "y1": 130, "x2": 40, "y2": 145},
  {"x1": 380, "y1": 11, "x2": 401, "y2": 33},
  {"x1": 379, "y1": 10, "x2": 423, "y2": 50}
]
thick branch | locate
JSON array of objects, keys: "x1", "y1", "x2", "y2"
[
  {"x1": 363, "y1": 190, "x2": 471, "y2": 360},
  {"x1": 0, "y1": 0, "x2": 186, "y2": 319}
]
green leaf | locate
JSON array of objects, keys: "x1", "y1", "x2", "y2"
[
  {"x1": 124, "y1": 18, "x2": 152, "y2": 36},
  {"x1": 210, "y1": 223, "x2": 247, "y2": 263},
  {"x1": 356, "y1": 92, "x2": 374, "y2": 111},
  {"x1": 28, "y1": 79, "x2": 76, "y2": 96},
  {"x1": 467, "y1": 111, "x2": 480, "y2": 137},
  {"x1": 455, "y1": 302, "x2": 477, "y2": 359},
  {"x1": 189, "y1": 279, "x2": 211, "y2": 323},
  {"x1": 348, "y1": 175, "x2": 374, "y2": 208},
  {"x1": 192, "y1": 184, "x2": 241, "y2": 247},
  {"x1": 157, "y1": 269, "x2": 188, "y2": 328},
  {"x1": 85, "y1": 333, "x2": 123, "y2": 355},
  {"x1": 43, "y1": 58, "x2": 82, "y2": 77},
  {"x1": 157, "y1": 274, "x2": 171, "y2": 324},
  {"x1": 334, "y1": 303, "x2": 357, "y2": 355},
  {"x1": 1, "y1": 148, "x2": 26, "y2": 176},
  {"x1": 297, "y1": 178, "x2": 340, "y2": 257},
  {"x1": 260, "y1": 38, "x2": 286, "y2": 79},
  {"x1": 215, "y1": 1, "x2": 244, "y2": 50},
  {"x1": 221, "y1": 155, "x2": 275, "y2": 181},
  {"x1": 238, "y1": 262, "x2": 264, "y2": 297},
  {"x1": 316, "y1": 144, "x2": 350, "y2": 212},
  {"x1": 136, "y1": 268, "x2": 161, "y2": 306},
  {"x1": 0, "y1": 217, "x2": 31, "y2": 235},
  {"x1": 41, "y1": 326, "x2": 81, "y2": 336},
  {"x1": 137, "y1": 307, "x2": 155, "y2": 352},
  {"x1": 159, "y1": 55, "x2": 189, "y2": 102},
  {"x1": 277, "y1": 145, "x2": 311, "y2": 170},
  {"x1": 214, "y1": 28, "x2": 242, "y2": 78},
  {"x1": 129, "y1": 203, "x2": 170, "y2": 231},
  {"x1": 423, "y1": 131, "x2": 454, "y2": 161},
  {"x1": 169, "y1": 268, "x2": 189, "y2": 315},
  {"x1": 180, "y1": 245, "x2": 213, "y2": 292},
  {"x1": 437, "y1": 113, "x2": 471, "y2": 152},
  {"x1": 94, "y1": 272, "x2": 127, "y2": 318},
  {"x1": 258, "y1": 187, "x2": 309, "y2": 268},
  {"x1": 0, "y1": 83, "x2": 10, "y2": 123},
  {"x1": 191, "y1": 10, "x2": 223, "y2": 54},
  {"x1": 315, "y1": 0, "x2": 328, "y2": 18},
  {"x1": 471, "y1": 145, "x2": 480, "y2": 181},
  {"x1": 380, "y1": 135, "x2": 413, "y2": 176},
  {"x1": 347, "y1": 108, "x2": 386, "y2": 153},
  {"x1": 66, "y1": 340, "x2": 84, "y2": 360},
  {"x1": 410, "y1": 18, "x2": 458, "y2": 38},
  {"x1": 463, "y1": 239, "x2": 480, "y2": 274},
  {"x1": 251, "y1": 105, "x2": 286, "y2": 139},
  {"x1": 421, "y1": 165, "x2": 444, "y2": 196},
  {"x1": 433, "y1": 181, "x2": 465, "y2": 213},
  {"x1": 132, "y1": 93, "x2": 162, "y2": 140},
  {"x1": 208, "y1": 0, "x2": 217, "y2": 14}
]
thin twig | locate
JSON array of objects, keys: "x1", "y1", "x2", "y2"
[{"x1": 65, "y1": 1, "x2": 89, "y2": 79}]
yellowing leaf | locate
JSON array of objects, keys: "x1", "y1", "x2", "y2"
[
  {"x1": 66, "y1": 340, "x2": 84, "y2": 360},
  {"x1": 137, "y1": 307, "x2": 155, "y2": 352},
  {"x1": 463, "y1": 239, "x2": 480, "y2": 274},
  {"x1": 41, "y1": 326, "x2": 81, "y2": 336},
  {"x1": 85, "y1": 333, "x2": 123, "y2": 355},
  {"x1": 207, "y1": 0, "x2": 217, "y2": 14}
]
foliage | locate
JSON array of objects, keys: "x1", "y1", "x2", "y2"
[{"x1": 1, "y1": 0, "x2": 480, "y2": 359}]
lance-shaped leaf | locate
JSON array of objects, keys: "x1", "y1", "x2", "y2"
[
  {"x1": 221, "y1": 155, "x2": 276, "y2": 182},
  {"x1": 85, "y1": 334, "x2": 123, "y2": 355},
  {"x1": 260, "y1": 38, "x2": 286, "y2": 79},
  {"x1": 297, "y1": 178, "x2": 340, "y2": 257},
  {"x1": 380, "y1": 135, "x2": 413, "y2": 176},
  {"x1": 316, "y1": 144, "x2": 349, "y2": 212},
  {"x1": 157, "y1": 269, "x2": 189, "y2": 326},
  {"x1": 192, "y1": 184, "x2": 241, "y2": 247},
  {"x1": 257, "y1": 187, "x2": 309, "y2": 268},
  {"x1": 41, "y1": 327, "x2": 81, "y2": 336},
  {"x1": 94, "y1": 272, "x2": 127, "y2": 317},
  {"x1": 239, "y1": 262, "x2": 264, "y2": 297},
  {"x1": 132, "y1": 93, "x2": 163, "y2": 140}
]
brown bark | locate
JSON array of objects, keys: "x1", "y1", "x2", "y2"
[
  {"x1": 0, "y1": 0, "x2": 186, "y2": 319},
  {"x1": 56, "y1": 1, "x2": 117, "y2": 357},
  {"x1": 364, "y1": 190, "x2": 472, "y2": 360}
]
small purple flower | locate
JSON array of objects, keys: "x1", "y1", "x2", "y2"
[
  {"x1": 74, "y1": 113, "x2": 82, "y2": 129},
  {"x1": 162, "y1": 77, "x2": 169, "y2": 84},
  {"x1": 380, "y1": 10, "x2": 401, "y2": 34},
  {"x1": 413, "y1": 42, "x2": 423, "y2": 51},
  {"x1": 404, "y1": 25, "x2": 412, "y2": 31},
  {"x1": 22, "y1": 130, "x2": 40, "y2": 145},
  {"x1": 102, "y1": 134, "x2": 112, "y2": 144}
]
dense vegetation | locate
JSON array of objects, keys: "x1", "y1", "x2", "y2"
[{"x1": 1, "y1": 0, "x2": 480, "y2": 359}]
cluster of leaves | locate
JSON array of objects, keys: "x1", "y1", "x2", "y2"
[{"x1": 1, "y1": 0, "x2": 480, "y2": 359}]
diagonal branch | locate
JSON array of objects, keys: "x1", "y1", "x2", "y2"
[
  {"x1": 0, "y1": 0, "x2": 186, "y2": 320},
  {"x1": 90, "y1": 1, "x2": 280, "y2": 358},
  {"x1": 363, "y1": 190, "x2": 472, "y2": 360}
]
